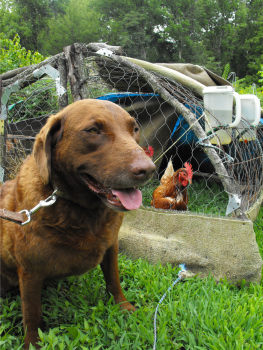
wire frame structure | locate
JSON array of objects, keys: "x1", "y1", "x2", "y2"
[{"x1": 1, "y1": 44, "x2": 262, "y2": 221}]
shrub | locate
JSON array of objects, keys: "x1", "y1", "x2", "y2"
[
  {"x1": 234, "y1": 78, "x2": 263, "y2": 104},
  {"x1": 0, "y1": 33, "x2": 45, "y2": 74},
  {"x1": 258, "y1": 64, "x2": 263, "y2": 87}
]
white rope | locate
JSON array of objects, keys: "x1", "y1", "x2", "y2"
[{"x1": 153, "y1": 264, "x2": 187, "y2": 350}]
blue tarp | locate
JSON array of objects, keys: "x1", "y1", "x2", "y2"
[
  {"x1": 96, "y1": 93, "x2": 156, "y2": 103},
  {"x1": 97, "y1": 93, "x2": 263, "y2": 144},
  {"x1": 171, "y1": 103, "x2": 204, "y2": 144}
]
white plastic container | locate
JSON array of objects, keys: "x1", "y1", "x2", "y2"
[
  {"x1": 238, "y1": 94, "x2": 261, "y2": 141},
  {"x1": 203, "y1": 86, "x2": 241, "y2": 144}
]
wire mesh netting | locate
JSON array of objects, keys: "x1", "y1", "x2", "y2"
[
  {"x1": 3, "y1": 78, "x2": 58, "y2": 180},
  {"x1": 1, "y1": 50, "x2": 263, "y2": 220}
]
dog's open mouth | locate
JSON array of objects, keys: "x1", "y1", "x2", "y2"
[{"x1": 80, "y1": 174, "x2": 142, "y2": 211}]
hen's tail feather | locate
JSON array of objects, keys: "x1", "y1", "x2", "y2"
[{"x1": 160, "y1": 158, "x2": 174, "y2": 185}]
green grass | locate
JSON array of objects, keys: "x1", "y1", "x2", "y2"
[
  {"x1": 1, "y1": 207, "x2": 263, "y2": 350},
  {"x1": 254, "y1": 206, "x2": 263, "y2": 257}
]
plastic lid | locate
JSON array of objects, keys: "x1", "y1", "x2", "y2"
[
  {"x1": 239, "y1": 94, "x2": 260, "y2": 101},
  {"x1": 203, "y1": 85, "x2": 235, "y2": 95}
]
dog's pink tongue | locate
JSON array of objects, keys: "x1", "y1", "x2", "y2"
[{"x1": 112, "y1": 188, "x2": 142, "y2": 210}]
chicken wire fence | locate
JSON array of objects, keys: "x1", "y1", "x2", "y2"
[{"x1": 1, "y1": 44, "x2": 263, "y2": 221}]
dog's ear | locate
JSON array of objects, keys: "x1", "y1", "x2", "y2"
[{"x1": 33, "y1": 113, "x2": 64, "y2": 184}]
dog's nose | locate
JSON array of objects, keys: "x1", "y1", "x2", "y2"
[{"x1": 130, "y1": 158, "x2": 156, "y2": 180}]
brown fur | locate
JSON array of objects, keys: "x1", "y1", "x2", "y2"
[{"x1": 0, "y1": 99, "x2": 155, "y2": 349}]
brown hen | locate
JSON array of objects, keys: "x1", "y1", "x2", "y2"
[{"x1": 151, "y1": 159, "x2": 193, "y2": 211}]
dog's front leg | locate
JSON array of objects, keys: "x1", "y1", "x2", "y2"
[
  {"x1": 100, "y1": 240, "x2": 135, "y2": 312},
  {"x1": 17, "y1": 267, "x2": 43, "y2": 349}
]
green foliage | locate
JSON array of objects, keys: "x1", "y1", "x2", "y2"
[
  {"x1": 1, "y1": 0, "x2": 263, "y2": 79},
  {"x1": 157, "y1": 0, "x2": 204, "y2": 64},
  {"x1": 254, "y1": 207, "x2": 263, "y2": 258},
  {"x1": 139, "y1": 179, "x2": 159, "y2": 207},
  {"x1": 0, "y1": 34, "x2": 45, "y2": 74},
  {"x1": 42, "y1": 0, "x2": 104, "y2": 55},
  {"x1": 197, "y1": 0, "x2": 240, "y2": 74},
  {"x1": 202, "y1": 56, "x2": 222, "y2": 76},
  {"x1": 230, "y1": 2, "x2": 263, "y2": 79},
  {"x1": 0, "y1": 0, "x2": 19, "y2": 41},
  {"x1": 13, "y1": 0, "x2": 52, "y2": 51},
  {"x1": 7, "y1": 79, "x2": 58, "y2": 122},
  {"x1": 0, "y1": 0, "x2": 53, "y2": 52},
  {"x1": 222, "y1": 63, "x2": 231, "y2": 80},
  {"x1": 234, "y1": 77, "x2": 263, "y2": 104},
  {"x1": 94, "y1": 0, "x2": 159, "y2": 60},
  {"x1": 258, "y1": 65, "x2": 263, "y2": 87}
]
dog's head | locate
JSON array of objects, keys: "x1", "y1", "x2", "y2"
[{"x1": 33, "y1": 99, "x2": 156, "y2": 211}]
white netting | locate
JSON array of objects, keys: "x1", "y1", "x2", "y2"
[{"x1": 1, "y1": 49, "x2": 263, "y2": 219}]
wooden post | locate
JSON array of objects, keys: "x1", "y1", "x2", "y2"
[
  {"x1": 63, "y1": 44, "x2": 89, "y2": 102},
  {"x1": 57, "y1": 55, "x2": 68, "y2": 110},
  {"x1": 0, "y1": 78, "x2": 6, "y2": 184}
]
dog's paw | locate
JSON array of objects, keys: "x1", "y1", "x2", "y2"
[{"x1": 119, "y1": 301, "x2": 136, "y2": 312}]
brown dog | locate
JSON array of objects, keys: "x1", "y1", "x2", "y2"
[{"x1": 0, "y1": 99, "x2": 155, "y2": 349}]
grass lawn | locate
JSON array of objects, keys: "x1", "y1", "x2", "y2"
[{"x1": 1, "y1": 207, "x2": 263, "y2": 350}]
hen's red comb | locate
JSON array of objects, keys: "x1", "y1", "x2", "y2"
[
  {"x1": 184, "y1": 162, "x2": 193, "y2": 179},
  {"x1": 148, "y1": 146, "x2": 154, "y2": 157},
  {"x1": 144, "y1": 145, "x2": 154, "y2": 158}
]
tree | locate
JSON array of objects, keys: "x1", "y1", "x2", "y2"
[
  {"x1": 0, "y1": 0, "x2": 21, "y2": 40},
  {"x1": 230, "y1": 0, "x2": 263, "y2": 80},
  {"x1": 1, "y1": 0, "x2": 262, "y2": 80},
  {"x1": 197, "y1": 0, "x2": 242, "y2": 74},
  {"x1": 41, "y1": 0, "x2": 104, "y2": 55},
  {"x1": 197, "y1": 0, "x2": 263, "y2": 78},
  {"x1": 155, "y1": 0, "x2": 204, "y2": 64},
  {"x1": 94, "y1": 0, "x2": 161, "y2": 60},
  {"x1": 12, "y1": 0, "x2": 52, "y2": 51},
  {"x1": 0, "y1": 0, "x2": 68, "y2": 53}
]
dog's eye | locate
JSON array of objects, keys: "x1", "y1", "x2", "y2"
[
  {"x1": 134, "y1": 126, "x2": 139, "y2": 133},
  {"x1": 85, "y1": 128, "x2": 100, "y2": 134}
]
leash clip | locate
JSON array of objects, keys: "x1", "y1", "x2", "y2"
[{"x1": 19, "y1": 190, "x2": 58, "y2": 226}]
